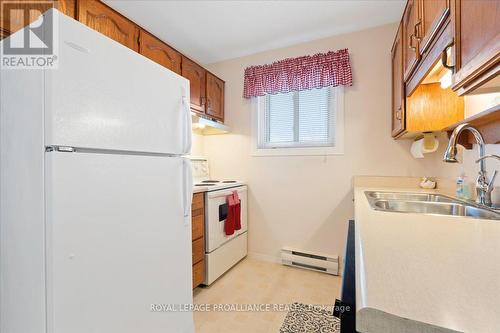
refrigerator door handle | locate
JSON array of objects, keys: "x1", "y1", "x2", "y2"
[
  {"x1": 182, "y1": 158, "x2": 193, "y2": 220},
  {"x1": 182, "y1": 95, "x2": 192, "y2": 155}
]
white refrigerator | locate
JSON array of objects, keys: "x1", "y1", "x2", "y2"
[{"x1": 1, "y1": 10, "x2": 194, "y2": 333}]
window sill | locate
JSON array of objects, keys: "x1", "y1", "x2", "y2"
[{"x1": 251, "y1": 146, "x2": 344, "y2": 157}]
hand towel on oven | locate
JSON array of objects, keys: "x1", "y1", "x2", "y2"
[
  {"x1": 225, "y1": 193, "x2": 236, "y2": 236},
  {"x1": 233, "y1": 190, "x2": 241, "y2": 231}
]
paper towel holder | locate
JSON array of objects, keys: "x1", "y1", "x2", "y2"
[
  {"x1": 417, "y1": 132, "x2": 438, "y2": 149},
  {"x1": 410, "y1": 132, "x2": 439, "y2": 159}
]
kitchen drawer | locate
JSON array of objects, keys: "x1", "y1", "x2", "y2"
[
  {"x1": 192, "y1": 214, "x2": 204, "y2": 241},
  {"x1": 192, "y1": 259, "x2": 205, "y2": 289},
  {"x1": 192, "y1": 237, "x2": 204, "y2": 265},
  {"x1": 192, "y1": 192, "x2": 204, "y2": 213}
]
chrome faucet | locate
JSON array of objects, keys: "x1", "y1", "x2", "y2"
[
  {"x1": 443, "y1": 123, "x2": 498, "y2": 207},
  {"x1": 476, "y1": 155, "x2": 499, "y2": 207},
  {"x1": 477, "y1": 154, "x2": 500, "y2": 163}
]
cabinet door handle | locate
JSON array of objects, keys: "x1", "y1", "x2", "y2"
[
  {"x1": 200, "y1": 96, "x2": 206, "y2": 105},
  {"x1": 408, "y1": 34, "x2": 417, "y2": 50},
  {"x1": 441, "y1": 44, "x2": 454, "y2": 70},
  {"x1": 396, "y1": 107, "x2": 402, "y2": 120},
  {"x1": 414, "y1": 20, "x2": 422, "y2": 41}
]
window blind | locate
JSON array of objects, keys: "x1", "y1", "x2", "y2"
[{"x1": 261, "y1": 86, "x2": 336, "y2": 148}]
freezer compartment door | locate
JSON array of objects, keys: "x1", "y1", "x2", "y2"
[
  {"x1": 45, "y1": 151, "x2": 193, "y2": 333},
  {"x1": 45, "y1": 12, "x2": 191, "y2": 154}
]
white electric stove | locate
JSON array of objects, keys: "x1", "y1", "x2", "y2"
[{"x1": 190, "y1": 158, "x2": 248, "y2": 285}]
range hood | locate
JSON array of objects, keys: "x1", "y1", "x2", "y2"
[{"x1": 191, "y1": 113, "x2": 230, "y2": 135}]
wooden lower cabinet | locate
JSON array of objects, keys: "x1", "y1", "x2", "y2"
[
  {"x1": 192, "y1": 237, "x2": 204, "y2": 265},
  {"x1": 192, "y1": 192, "x2": 205, "y2": 289},
  {"x1": 192, "y1": 214, "x2": 204, "y2": 241},
  {"x1": 192, "y1": 260, "x2": 205, "y2": 289},
  {"x1": 192, "y1": 191, "x2": 204, "y2": 212}
]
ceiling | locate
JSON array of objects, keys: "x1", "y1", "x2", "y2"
[{"x1": 104, "y1": 0, "x2": 405, "y2": 65}]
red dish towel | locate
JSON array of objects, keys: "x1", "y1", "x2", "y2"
[
  {"x1": 225, "y1": 193, "x2": 236, "y2": 236},
  {"x1": 233, "y1": 191, "x2": 241, "y2": 231}
]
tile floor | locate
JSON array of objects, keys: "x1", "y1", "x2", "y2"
[{"x1": 193, "y1": 257, "x2": 341, "y2": 333}]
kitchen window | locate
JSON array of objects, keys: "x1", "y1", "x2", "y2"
[{"x1": 253, "y1": 86, "x2": 344, "y2": 156}]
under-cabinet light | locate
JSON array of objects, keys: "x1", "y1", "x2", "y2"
[{"x1": 440, "y1": 70, "x2": 452, "y2": 89}]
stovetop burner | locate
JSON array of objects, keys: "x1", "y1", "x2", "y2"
[
  {"x1": 201, "y1": 180, "x2": 220, "y2": 183},
  {"x1": 195, "y1": 183, "x2": 215, "y2": 186},
  {"x1": 222, "y1": 180, "x2": 237, "y2": 183}
]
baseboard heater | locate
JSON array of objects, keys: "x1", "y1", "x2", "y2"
[{"x1": 281, "y1": 247, "x2": 339, "y2": 275}]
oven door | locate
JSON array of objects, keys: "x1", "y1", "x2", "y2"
[{"x1": 205, "y1": 186, "x2": 247, "y2": 253}]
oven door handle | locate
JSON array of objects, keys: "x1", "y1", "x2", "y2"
[
  {"x1": 208, "y1": 191, "x2": 236, "y2": 199},
  {"x1": 207, "y1": 187, "x2": 246, "y2": 199}
]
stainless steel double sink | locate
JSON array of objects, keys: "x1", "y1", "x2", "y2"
[{"x1": 365, "y1": 191, "x2": 500, "y2": 220}]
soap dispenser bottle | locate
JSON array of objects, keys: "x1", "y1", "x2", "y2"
[{"x1": 456, "y1": 171, "x2": 471, "y2": 200}]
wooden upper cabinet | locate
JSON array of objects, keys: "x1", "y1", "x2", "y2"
[
  {"x1": 206, "y1": 72, "x2": 224, "y2": 121},
  {"x1": 392, "y1": 25, "x2": 405, "y2": 137},
  {"x1": 57, "y1": 0, "x2": 75, "y2": 17},
  {"x1": 139, "y1": 30, "x2": 181, "y2": 74},
  {"x1": 0, "y1": 0, "x2": 75, "y2": 39},
  {"x1": 77, "y1": 0, "x2": 139, "y2": 51},
  {"x1": 0, "y1": 28, "x2": 9, "y2": 39},
  {"x1": 402, "y1": 0, "x2": 421, "y2": 80},
  {"x1": 419, "y1": 0, "x2": 450, "y2": 54},
  {"x1": 181, "y1": 56, "x2": 206, "y2": 114},
  {"x1": 452, "y1": 0, "x2": 500, "y2": 92}
]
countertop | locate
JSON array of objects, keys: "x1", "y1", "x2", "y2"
[
  {"x1": 192, "y1": 186, "x2": 208, "y2": 193},
  {"x1": 354, "y1": 183, "x2": 500, "y2": 333},
  {"x1": 192, "y1": 182, "x2": 246, "y2": 194}
]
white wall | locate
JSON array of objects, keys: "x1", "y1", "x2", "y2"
[
  {"x1": 191, "y1": 133, "x2": 205, "y2": 156},
  {"x1": 199, "y1": 23, "x2": 442, "y2": 263}
]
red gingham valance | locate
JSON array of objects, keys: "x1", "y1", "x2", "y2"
[{"x1": 243, "y1": 49, "x2": 352, "y2": 99}]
